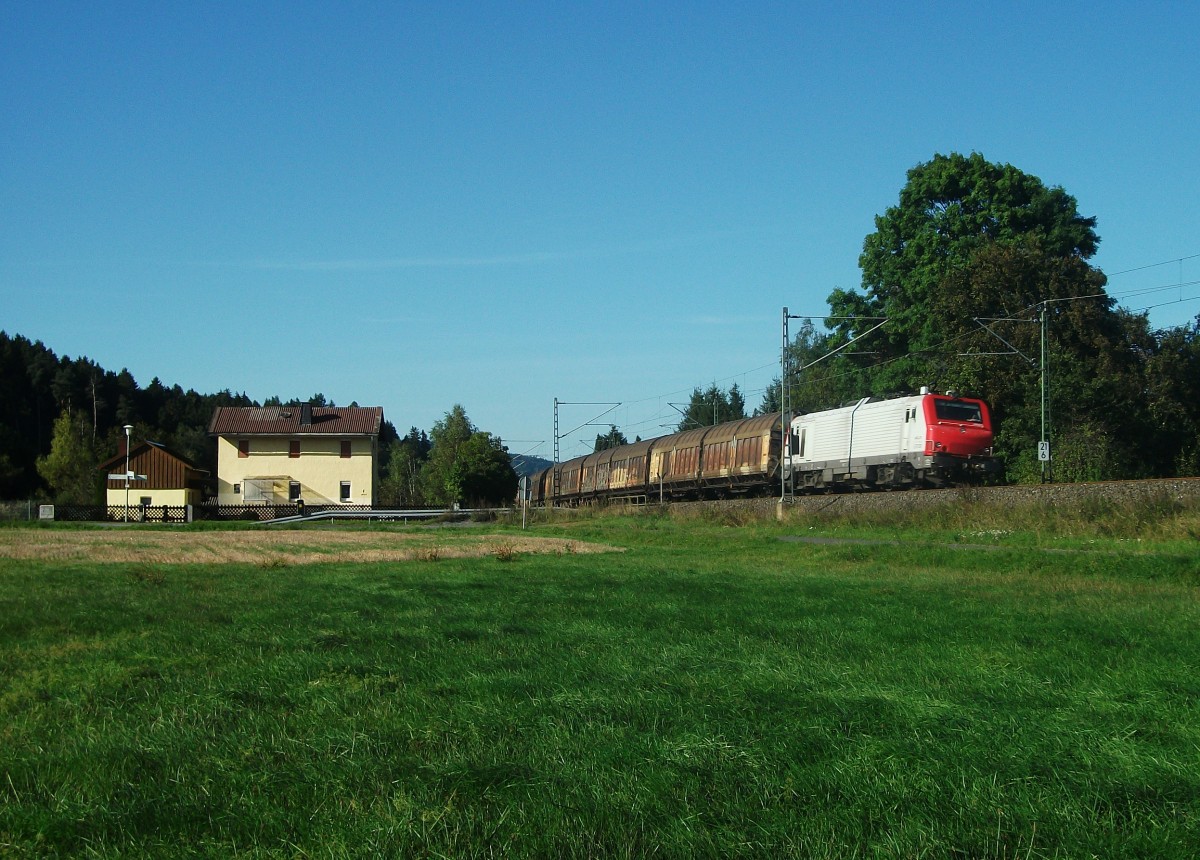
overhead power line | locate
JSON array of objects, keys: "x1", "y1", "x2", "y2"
[
  {"x1": 1130, "y1": 294, "x2": 1200, "y2": 316},
  {"x1": 1105, "y1": 252, "x2": 1200, "y2": 278},
  {"x1": 1110, "y1": 278, "x2": 1200, "y2": 300}
]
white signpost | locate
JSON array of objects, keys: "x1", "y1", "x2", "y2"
[{"x1": 108, "y1": 471, "x2": 148, "y2": 521}]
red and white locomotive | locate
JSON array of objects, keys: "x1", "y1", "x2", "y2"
[
  {"x1": 528, "y1": 389, "x2": 1001, "y2": 505},
  {"x1": 784, "y1": 387, "x2": 1000, "y2": 491}
]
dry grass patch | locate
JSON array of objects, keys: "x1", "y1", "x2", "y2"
[{"x1": 0, "y1": 528, "x2": 617, "y2": 565}]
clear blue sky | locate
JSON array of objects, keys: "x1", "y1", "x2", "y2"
[{"x1": 3, "y1": 2, "x2": 1197, "y2": 461}]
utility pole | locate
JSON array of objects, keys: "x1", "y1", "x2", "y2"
[
  {"x1": 971, "y1": 309, "x2": 1051, "y2": 481},
  {"x1": 552, "y1": 399, "x2": 621, "y2": 504},
  {"x1": 1039, "y1": 302, "x2": 1052, "y2": 483},
  {"x1": 781, "y1": 308, "x2": 790, "y2": 501},
  {"x1": 123, "y1": 424, "x2": 133, "y2": 522},
  {"x1": 552, "y1": 398, "x2": 564, "y2": 504}
]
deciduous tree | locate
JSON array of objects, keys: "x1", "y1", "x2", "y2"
[
  {"x1": 421, "y1": 406, "x2": 516, "y2": 507},
  {"x1": 457, "y1": 431, "x2": 518, "y2": 507},
  {"x1": 828, "y1": 152, "x2": 1101, "y2": 394}
]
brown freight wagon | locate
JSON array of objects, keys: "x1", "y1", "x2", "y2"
[
  {"x1": 607, "y1": 438, "x2": 655, "y2": 501},
  {"x1": 646, "y1": 426, "x2": 710, "y2": 499},
  {"x1": 697, "y1": 412, "x2": 782, "y2": 493}
]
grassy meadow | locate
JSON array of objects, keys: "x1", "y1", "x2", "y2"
[{"x1": 1, "y1": 495, "x2": 1198, "y2": 857}]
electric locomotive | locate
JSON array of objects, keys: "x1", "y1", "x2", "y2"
[{"x1": 784, "y1": 388, "x2": 1001, "y2": 491}]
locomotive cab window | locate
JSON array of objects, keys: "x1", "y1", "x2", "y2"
[{"x1": 934, "y1": 400, "x2": 983, "y2": 423}]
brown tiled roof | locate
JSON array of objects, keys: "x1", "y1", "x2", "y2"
[
  {"x1": 208, "y1": 406, "x2": 383, "y2": 437},
  {"x1": 98, "y1": 440, "x2": 202, "y2": 472}
]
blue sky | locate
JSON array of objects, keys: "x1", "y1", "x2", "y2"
[{"x1": 3, "y1": 2, "x2": 1197, "y2": 461}]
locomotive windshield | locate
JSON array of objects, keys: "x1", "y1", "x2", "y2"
[{"x1": 934, "y1": 399, "x2": 983, "y2": 423}]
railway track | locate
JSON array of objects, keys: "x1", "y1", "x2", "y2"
[{"x1": 663, "y1": 477, "x2": 1200, "y2": 519}]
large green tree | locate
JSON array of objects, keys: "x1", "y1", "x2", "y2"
[
  {"x1": 828, "y1": 152, "x2": 1101, "y2": 393},
  {"x1": 422, "y1": 406, "x2": 473, "y2": 506}
]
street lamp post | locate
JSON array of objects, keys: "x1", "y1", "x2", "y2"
[{"x1": 123, "y1": 425, "x2": 133, "y2": 522}]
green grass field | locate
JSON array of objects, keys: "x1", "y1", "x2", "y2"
[{"x1": 1, "y1": 502, "x2": 1198, "y2": 857}]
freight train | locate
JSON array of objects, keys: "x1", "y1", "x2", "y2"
[{"x1": 527, "y1": 389, "x2": 1002, "y2": 505}]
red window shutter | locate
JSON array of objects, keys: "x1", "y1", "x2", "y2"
[
  {"x1": 238, "y1": 440, "x2": 249, "y2": 458},
  {"x1": 289, "y1": 440, "x2": 300, "y2": 459},
  {"x1": 341, "y1": 441, "x2": 352, "y2": 459}
]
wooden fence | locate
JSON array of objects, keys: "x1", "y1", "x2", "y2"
[{"x1": 1, "y1": 502, "x2": 375, "y2": 523}]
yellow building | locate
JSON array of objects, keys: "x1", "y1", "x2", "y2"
[{"x1": 208, "y1": 403, "x2": 383, "y2": 506}]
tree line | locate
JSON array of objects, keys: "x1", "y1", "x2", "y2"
[
  {"x1": 0, "y1": 333, "x2": 254, "y2": 499},
  {"x1": 0, "y1": 332, "x2": 516, "y2": 506}
]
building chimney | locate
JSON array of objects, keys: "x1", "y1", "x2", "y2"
[{"x1": 300, "y1": 402, "x2": 313, "y2": 426}]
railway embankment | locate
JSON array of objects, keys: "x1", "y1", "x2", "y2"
[{"x1": 673, "y1": 478, "x2": 1200, "y2": 520}]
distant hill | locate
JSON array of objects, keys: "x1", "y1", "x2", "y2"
[{"x1": 510, "y1": 455, "x2": 553, "y2": 478}]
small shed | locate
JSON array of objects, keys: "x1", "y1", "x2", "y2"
[{"x1": 99, "y1": 440, "x2": 210, "y2": 508}]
